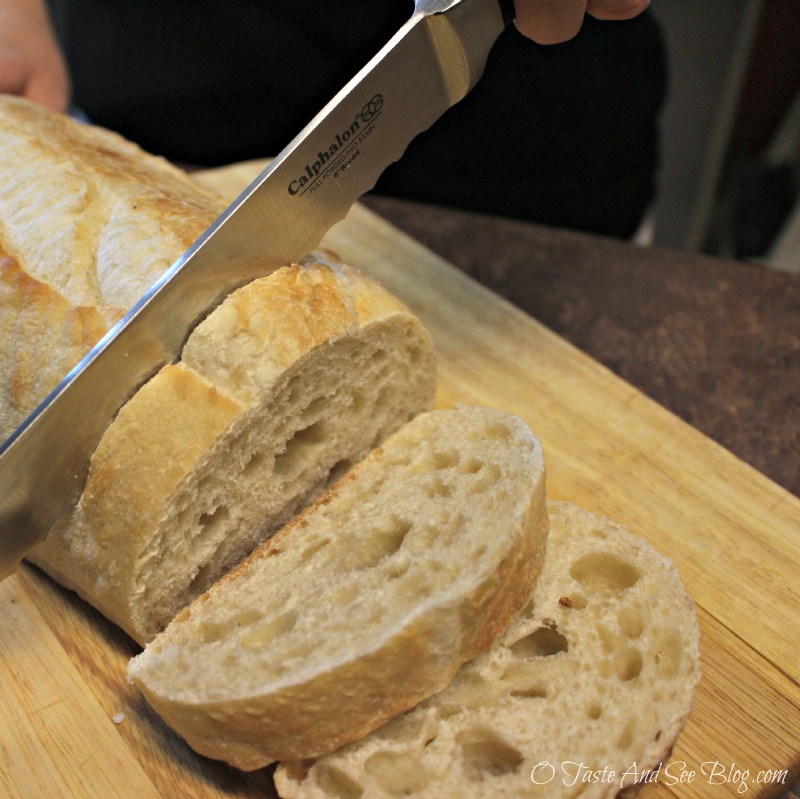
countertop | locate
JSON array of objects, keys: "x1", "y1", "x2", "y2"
[{"x1": 363, "y1": 195, "x2": 800, "y2": 498}]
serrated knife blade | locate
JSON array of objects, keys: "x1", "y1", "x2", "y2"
[{"x1": 0, "y1": 0, "x2": 513, "y2": 579}]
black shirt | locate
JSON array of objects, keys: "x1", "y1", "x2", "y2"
[{"x1": 58, "y1": 1, "x2": 666, "y2": 236}]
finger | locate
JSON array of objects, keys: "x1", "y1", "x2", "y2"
[
  {"x1": 514, "y1": 0, "x2": 589, "y2": 44},
  {"x1": 585, "y1": 0, "x2": 650, "y2": 20},
  {"x1": 0, "y1": 50, "x2": 29, "y2": 96},
  {"x1": 26, "y1": 63, "x2": 70, "y2": 113}
]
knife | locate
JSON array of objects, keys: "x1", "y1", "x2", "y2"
[{"x1": 0, "y1": 0, "x2": 514, "y2": 580}]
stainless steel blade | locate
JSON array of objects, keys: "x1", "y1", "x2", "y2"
[{"x1": 0, "y1": 0, "x2": 513, "y2": 579}]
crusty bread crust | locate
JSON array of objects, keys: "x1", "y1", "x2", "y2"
[
  {"x1": 0, "y1": 94, "x2": 227, "y2": 441},
  {"x1": 127, "y1": 407, "x2": 548, "y2": 768},
  {"x1": 0, "y1": 248, "x2": 118, "y2": 435}
]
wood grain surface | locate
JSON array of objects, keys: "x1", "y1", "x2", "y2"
[
  {"x1": 1, "y1": 161, "x2": 798, "y2": 799},
  {"x1": 361, "y1": 194, "x2": 800, "y2": 499}
]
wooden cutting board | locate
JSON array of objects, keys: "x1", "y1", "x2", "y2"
[{"x1": 2, "y1": 161, "x2": 798, "y2": 799}]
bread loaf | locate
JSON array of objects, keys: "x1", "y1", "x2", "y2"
[
  {"x1": 0, "y1": 96, "x2": 437, "y2": 643},
  {"x1": 275, "y1": 501, "x2": 700, "y2": 799},
  {"x1": 0, "y1": 94, "x2": 227, "y2": 437},
  {"x1": 127, "y1": 406, "x2": 549, "y2": 769}
]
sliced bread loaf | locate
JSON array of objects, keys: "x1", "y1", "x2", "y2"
[
  {"x1": 127, "y1": 406, "x2": 549, "y2": 769},
  {"x1": 28, "y1": 255, "x2": 436, "y2": 643},
  {"x1": 275, "y1": 500, "x2": 700, "y2": 799},
  {"x1": 0, "y1": 97, "x2": 437, "y2": 643}
]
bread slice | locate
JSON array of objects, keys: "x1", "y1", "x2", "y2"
[
  {"x1": 275, "y1": 501, "x2": 700, "y2": 799},
  {"x1": 27, "y1": 255, "x2": 436, "y2": 643},
  {"x1": 127, "y1": 406, "x2": 549, "y2": 769}
]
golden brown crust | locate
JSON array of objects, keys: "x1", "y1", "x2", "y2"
[
  {"x1": 0, "y1": 248, "x2": 118, "y2": 438},
  {"x1": 0, "y1": 95, "x2": 226, "y2": 439},
  {"x1": 0, "y1": 94, "x2": 224, "y2": 254}
]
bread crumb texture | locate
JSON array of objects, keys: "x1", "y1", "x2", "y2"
[
  {"x1": 128, "y1": 407, "x2": 548, "y2": 769},
  {"x1": 274, "y1": 501, "x2": 700, "y2": 799}
]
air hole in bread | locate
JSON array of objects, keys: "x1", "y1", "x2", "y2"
[
  {"x1": 274, "y1": 420, "x2": 328, "y2": 477},
  {"x1": 431, "y1": 450, "x2": 459, "y2": 469},
  {"x1": 484, "y1": 422, "x2": 512, "y2": 440},
  {"x1": 618, "y1": 606, "x2": 645, "y2": 638},
  {"x1": 364, "y1": 751, "x2": 433, "y2": 793},
  {"x1": 222, "y1": 652, "x2": 239, "y2": 668},
  {"x1": 315, "y1": 764, "x2": 364, "y2": 799},
  {"x1": 373, "y1": 517, "x2": 413, "y2": 562},
  {"x1": 427, "y1": 559, "x2": 445, "y2": 574},
  {"x1": 499, "y1": 661, "x2": 548, "y2": 700},
  {"x1": 425, "y1": 478, "x2": 452, "y2": 499},
  {"x1": 408, "y1": 345, "x2": 424, "y2": 365},
  {"x1": 240, "y1": 609, "x2": 298, "y2": 649},
  {"x1": 520, "y1": 598, "x2": 536, "y2": 617},
  {"x1": 587, "y1": 702, "x2": 603, "y2": 720},
  {"x1": 570, "y1": 553, "x2": 641, "y2": 593},
  {"x1": 469, "y1": 463, "x2": 501, "y2": 494},
  {"x1": 386, "y1": 561, "x2": 410, "y2": 581},
  {"x1": 198, "y1": 505, "x2": 229, "y2": 534},
  {"x1": 282, "y1": 373, "x2": 303, "y2": 403},
  {"x1": 408, "y1": 524, "x2": 442, "y2": 554},
  {"x1": 198, "y1": 619, "x2": 228, "y2": 643},
  {"x1": 456, "y1": 727, "x2": 523, "y2": 779},
  {"x1": 510, "y1": 625, "x2": 568, "y2": 658},
  {"x1": 231, "y1": 608, "x2": 261, "y2": 628},
  {"x1": 242, "y1": 451, "x2": 265, "y2": 476},
  {"x1": 459, "y1": 458, "x2": 482, "y2": 474},
  {"x1": 369, "y1": 348, "x2": 389, "y2": 366},
  {"x1": 186, "y1": 561, "x2": 216, "y2": 602},
  {"x1": 618, "y1": 720, "x2": 635, "y2": 750},
  {"x1": 375, "y1": 712, "x2": 426, "y2": 742},
  {"x1": 591, "y1": 528, "x2": 608, "y2": 540},
  {"x1": 300, "y1": 395, "x2": 328, "y2": 423},
  {"x1": 325, "y1": 459, "x2": 353, "y2": 489},
  {"x1": 510, "y1": 685, "x2": 547, "y2": 699},
  {"x1": 615, "y1": 647, "x2": 643, "y2": 681}
]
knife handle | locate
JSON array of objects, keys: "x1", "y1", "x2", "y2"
[{"x1": 417, "y1": 0, "x2": 516, "y2": 27}]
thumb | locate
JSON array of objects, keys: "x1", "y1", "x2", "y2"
[{"x1": 513, "y1": 0, "x2": 590, "y2": 44}]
